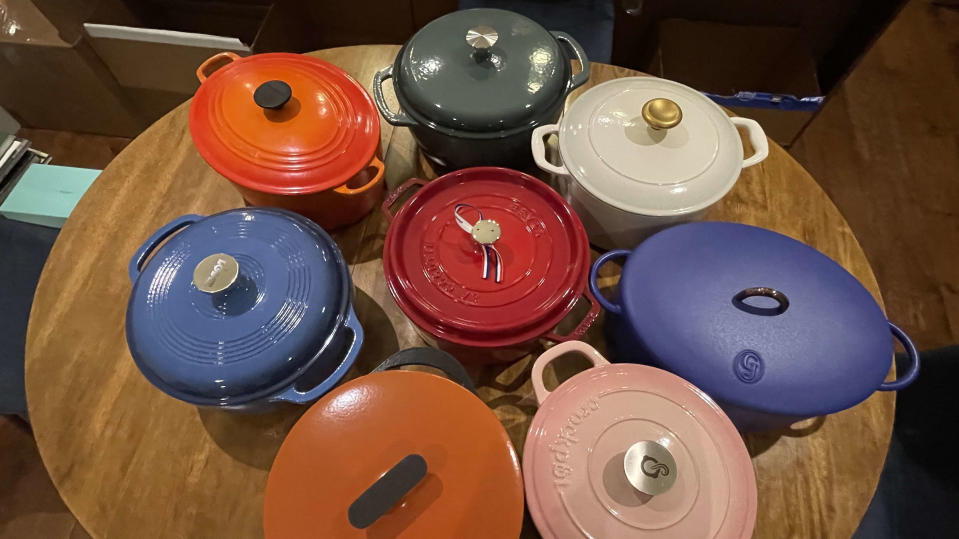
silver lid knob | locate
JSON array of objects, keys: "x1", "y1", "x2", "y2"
[
  {"x1": 624, "y1": 440, "x2": 678, "y2": 496},
  {"x1": 193, "y1": 253, "x2": 239, "y2": 294},
  {"x1": 466, "y1": 25, "x2": 498, "y2": 49}
]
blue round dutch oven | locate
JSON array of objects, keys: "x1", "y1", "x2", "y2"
[
  {"x1": 589, "y1": 221, "x2": 919, "y2": 431},
  {"x1": 125, "y1": 208, "x2": 363, "y2": 411}
]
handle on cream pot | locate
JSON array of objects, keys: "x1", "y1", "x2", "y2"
[
  {"x1": 128, "y1": 215, "x2": 203, "y2": 282},
  {"x1": 877, "y1": 322, "x2": 921, "y2": 391},
  {"x1": 372, "y1": 66, "x2": 418, "y2": 127},
  {"x1": 589, "y1": 249, "x2": 632, "y2": 315},
  {"x1": 730, "y1": 117, "x2": 769, "y2": 168},
  {"x1": 381, "y1": 178, "x2": 428, "y2": 222},
  {"x1": 551, "y1": 32, "x2": 590, "y2": 92},
  {"x1": 531, "y1": 341, "x2": 610, "y2": 405},
  {"x1": 334, "y1": 156, "x2": 386, "y2": 196},
  {"x1": 196, "y1": 52, "x2": 241, "y2": 83},
  {"x1": 531, "y1": 124, "x2": 570, "y2": 176}
]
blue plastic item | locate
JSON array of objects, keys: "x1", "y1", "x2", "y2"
[
  {"x1": 126, "y1": 208, "x2": 362, "y2": 410},
  {"x1": 704, "y1": 91, "x2": 823, "y2": 112},
  {"x1": 589, "y1": 222, "x2": 919, "y2": 431}
]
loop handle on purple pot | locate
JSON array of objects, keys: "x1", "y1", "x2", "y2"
[
  {"x1": 878, "y1": 322, "x2": 920, "y2": 391},
  {"x1": 269, "y1": 307, "x2": 364, "y2": 404},
  {"x1": 128, "y1": 215, "x2": 203, "y2": 282},
  {"x1": 589, "y1": 249, "x2": 632, "y2": 315}
]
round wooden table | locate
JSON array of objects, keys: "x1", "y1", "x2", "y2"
[{"x1": 26, "y1": 45, "x2": 894, "y2": 539}]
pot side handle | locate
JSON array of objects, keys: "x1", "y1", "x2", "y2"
[
  {"x1": 333, "y1": 155, "x2": 385, "y2": 196},
  {"x1": 531, "y1": 341, "x2": 610, "y2": 405},
  {"x1": 196, "y1": 52, "x2": 241, "y2": 83},
  {"x1": 730, "y1": 117, "x2": 769, "y2": 168},
  {"x1": 269, "y1": 307, "x2": 364, "y2": 404},
  {"x1": 372, "y1": 347, "x2": 476, "y2": 395},
  {"x1": 128, "y1": 215, "x2": 203, "y2": 282},
  {"x1": 543, "y1": 289, "x2": 600, "y2": 343},
  {"x1": 589, "y1": 249, "x2": 632, "y2": 315},
  {"x1": 551, "y1": 31, "x2": 590, "y2": 92},
  {"x1": 878, "y1": 321, "x2": 920, "y2": 391},
  {"x1": 372, "y1": 66, "x2": 418, "y2": 127},
  {"x1": 531, "y1": 124, "x2": 570, "y2": 176},
  {"x1": 381, "y1": 178, "x2": 428, "y2": 222}
]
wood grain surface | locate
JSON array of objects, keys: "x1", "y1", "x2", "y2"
[{"x1": 25, "y1": 45, "x2": 894, "y2": 539}]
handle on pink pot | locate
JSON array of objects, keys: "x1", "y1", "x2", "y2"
[
  {"x1": 730, "y1": 117, "x2": 769, "y2": 168},
  {"x1": 128, "y1": 215, "x2": 203, "y2": 282},
  {"x1": 543, "y1": 289, "x2": 601, "y2": 343},
  {"x1": 531, "y1": 341, "x2": 610, "y2": 405},
  {"x1": 531, "y1": 124, "x2": 570, "y2": 176},
  {"x1": 196, "y1": 52, "x2": 241, "y2": 83},
  {"x1": 334, "y1": 156, "x2": 386, "y2": 196},
  {"x1": 381, "y1": 178, "x2": 428, "y2": 222},
  {"x1": 878, "y1": 322, "x2": 920, "y2": 391}
]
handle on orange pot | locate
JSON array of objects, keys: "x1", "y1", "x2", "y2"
[
  {"x1": 531, "y1": 341, "x2": 609, "y2": 405},
  {"x1": 381, "y1": 178, "x2": 428, "y2": 223},
  {"x1": 348, "y1": 454, "x2": 428, "y2": 529},
  {"x1": 333, "y1": 156, "x2": 386, "y2": 196},
  {"x1": 196, "y1": 52, "x2": 241, "y2": 83},
  {"x1": 543, "y1": 289, "x2": 601, "y2": 343}
]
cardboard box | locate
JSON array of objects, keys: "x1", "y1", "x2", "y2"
[{"x1": 648, "y1": 19, "x2": 821, "y2": 147}]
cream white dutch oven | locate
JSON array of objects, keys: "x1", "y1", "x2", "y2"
[{"x1": 531, "y1": 77, "x2": 769, "y2": 249}]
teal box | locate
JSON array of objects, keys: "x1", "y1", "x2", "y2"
[{"x1": 0, "y1": 164, "x2": 100, "y2": 228}]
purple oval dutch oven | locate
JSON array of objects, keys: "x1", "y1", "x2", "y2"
[
  {"x1": 589, "y1": 221, "x2": 919, "y2": 431},
  {"x1": 125, "y1": 208, "x2": 363, "y2": 412}
]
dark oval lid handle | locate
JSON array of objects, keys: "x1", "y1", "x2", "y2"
[
  {"x1": 732, "y1": 287, "x2": 790, "y2": 316},
  {"x1": 348, "y1": 454, "x2": 428, "y2": 529},
  {"x1": 253, "y1": 80, "x2": 292, "y2": 110},
  {"x1": 372, "y1": 348, "x2": 476, "y2": 394}
]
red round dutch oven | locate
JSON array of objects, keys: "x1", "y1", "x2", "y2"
[
  {"x1": 190, "y1": 52, "x2": 385, "y2": 230},
  {"x1": 382, "y1": 167, "x2": 599, "y2": 363}
]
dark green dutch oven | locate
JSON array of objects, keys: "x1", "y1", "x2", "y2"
[{"x1": 372, "y1": 8, "x2": 589, "y2": 170}]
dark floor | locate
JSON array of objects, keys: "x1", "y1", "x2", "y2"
[{"x1": 2, "y1": 1, "x2": 958, "y2": 537}]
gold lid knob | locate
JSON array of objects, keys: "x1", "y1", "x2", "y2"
[
  {"x1": 193, "y1": 253, "x2": 239, "y2": 294},
  {"x1": 642, "y1": 98, "x2": 682, "y2": 130}
]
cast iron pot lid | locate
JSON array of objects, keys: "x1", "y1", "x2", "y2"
[
  {"x1": 126, "y1": 208, "x2": 350, "y2": 406},
  {"x1": 190, "y1": 52, "x2": 380, "y2": 194},
  {"x1": 264, "y1": 348, "x2": 524, "y2": 537},
  {"x1": 593, "y1": 221, "x2": 919, "y2": 418},
  {"x1": 524, "y1": 341, "x2": 757, "y2": 538},
  {"x1": 394, "y1": 8, "x2": 573, "y2": 133},
  {"x1": 383, "y1": 167, "x2": 591, "y2": 347}
]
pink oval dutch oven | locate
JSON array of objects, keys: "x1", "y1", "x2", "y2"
[{"x1": 523, "y1": 341, "x2": 757, "y2": 538}]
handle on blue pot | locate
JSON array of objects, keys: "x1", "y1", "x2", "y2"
[
  {"x1": 269, "y1": 307, "x2": 364, "y2": 404},
  {"x1": 589, "y1": 249, "x2": 632, "y2": 315},
  {"x1": 372, "y1": 347, "x2": 476, "y2": 394},
  {"x1": 552, "y1": 31, "x2": 590, "y2": 92},
  {"x1": 128, "y1": 215, "x2": 203, "y2": 282},
  {"x1": 372, "y1": 65, "x2": 417, "y2": 127},
  {"x1": 878, "y1": 322, "x2": 920, "y2": 391}
]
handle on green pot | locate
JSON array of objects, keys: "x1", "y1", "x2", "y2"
[
  {"x1": 552, "y1": 31, "x2": 590, "y2": 92},
  {"x1": 128, "y1": 215, "x2": 203, "y2": 282},
  {"x1": 878, "y1": 322, "x2": 920, "y2": 391},
  {"x1": 372, "y1": 66, "x2": 417, "y2": 127},
  {"x1": 373, "y1": 347, "x2": 476, "y2": 394},
  {"x1": 531, "y1": 124, "x2": 570, "y2": 176},
  {"x1": 589, "y1": 249, "x2": 632, "y2": 315},
  {"x1": 531, "y1": 341, "x2": 609, "y2": 405},
  {"x1": 269, "y1": 307, "x2": 364, "y2": 404}
]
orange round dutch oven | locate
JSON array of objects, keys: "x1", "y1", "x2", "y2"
[
  {"x1": 190, "y1": 52, "x2": 385, "y2": 230},
  {"x1": 264, "y1": 348, "x2": 524, "y2": 538}
]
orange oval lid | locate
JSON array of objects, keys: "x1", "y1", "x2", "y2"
[
  {"x1": 264, "y1": 353, "x2": 524, "y2": 538},
  {"x1": 189, "y1": 52, "x2": 380, "y2": 194}
]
